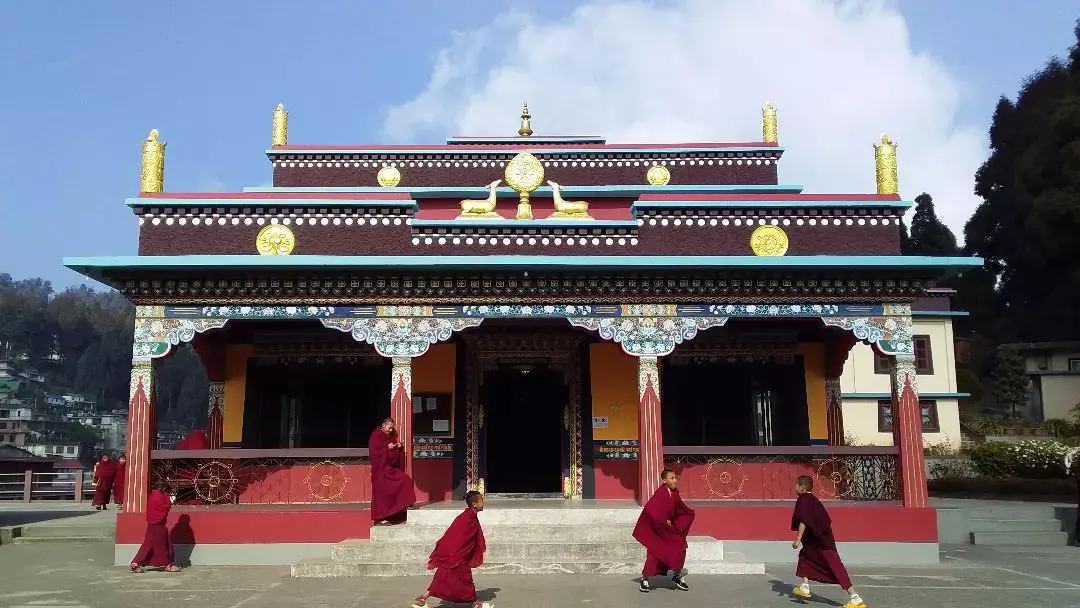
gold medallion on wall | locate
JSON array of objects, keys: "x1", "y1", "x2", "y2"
[
  {"x1": 377, "y1": 166, "x2": 401, "y2": 187},
  {"x1": 256, "y1": 224, "x2": 296, "y2": 256},
  {"x1": 504, "y1": 151, "x2": 544, "y2": 220},
  {"x1": 646, "y1": 164, "x2": 671, "y2": 186},
  {"x1": 749, "y1": 224, "x2": 789, "y2": 256}
]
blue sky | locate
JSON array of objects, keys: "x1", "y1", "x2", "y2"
[{"x1": 0, "y1": 0, "x2": 1075, "y2": 289}]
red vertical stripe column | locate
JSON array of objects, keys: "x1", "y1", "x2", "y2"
[
  {"x1": 207, "y1": 382, "x2": 225, "y2": 450},
  {"x1": 825, "y1": 378, "x2": 844, "y2": 446},
  {"x1": 890, "y1": 354, "x2": 928, "y2": 507},
  {"x1": 637, "y1": 355, "x2": 664, "y2": 504},
  {"x1": 123, "y1": 360, "x2": 156, "y2": 514},
  {"x1": 390, "y1": 357, "x2": 414, "y2": 478}
]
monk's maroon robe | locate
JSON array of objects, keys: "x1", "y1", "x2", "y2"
[
  {"x1": 92, "y1": 459, "x2": 116, "y2": 506},
  {"x1": 426, "y1": 507, "x2": 487, "y2": 604},
  {"x1": 132, "y1": 489, "x2": 175, "y2": 568},
  {"x1": 633, "y1": 485, "x2": 696, "y2": 577},
  {"x1": 368, "y1": 428, "x2": 416, "y2": 522},
  {"x1": 791, "y1": 492, "x2": 852, "y2": 588},
  {"x1": 113, "y1": 462, "x2": 126, "y2": 505},
  {"x1": 174, "y1": 429, "x2": 209, "y2": 505}
]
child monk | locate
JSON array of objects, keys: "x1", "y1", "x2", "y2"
[
  {"x1": 633, "y1": 468, "x2": 696, "y2": 592},
  {"x1": 412, "y1": 491, "x2": 492, "y2": 608},
  {"x1": 130, "y1": 481, "x2": 182, "y2": 573},
  {"x1": 91, "y1": 454, "x2": 116, "y2": 510},
  {"x1": 791, "y1": 475, "x2": 865, "y2": 607}
]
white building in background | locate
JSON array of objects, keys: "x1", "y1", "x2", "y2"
[
  {"x1": 25, "y1": 443, "x2": 82, "y2": 459},
  {"x1": 77, "y1": 411, "x2": 128, "y2": 454},
  {"x1": 0, "y1": 406, "x2": 32, "y2": 447},
  {"x1": 999, "y1": 341, "x2": 1080, "y2": 421},
  {"x1": 840, "y1": 288, "x2": 967, "y2": 450}
]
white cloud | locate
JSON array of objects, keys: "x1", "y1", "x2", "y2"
[{"x1": 383, "y1": 0, "x2": 986, "y2": 238}]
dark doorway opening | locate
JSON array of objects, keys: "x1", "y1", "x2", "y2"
[
  {"x1": 483, "y1": 365, "x2": 566, "y2": 495},
  {"x1": 662, "y1": 357, "x2": 810, "y2": 446},
  {"x1": 241, "y1": 359, "x2": 390, "y2": 449}
]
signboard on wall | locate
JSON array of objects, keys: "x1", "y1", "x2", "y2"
[{"x1": 592, "y1": 416, "x2": 609, "y2": 429}]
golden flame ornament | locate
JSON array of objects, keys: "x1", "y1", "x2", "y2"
[
  {"x1": 256, "y1": 224, "x2": 296, "y2": 256},
  {"x1": 874, "y1": 134, "x2": 898, "y2": 195},
  {"x1": 140, "y1": 129, "x2": 166, "y2": 193},
  {"x1": 750, "y1": 224, "x2": 789, "y2": 256},
  {"x1": 762, "y1": 101, "x2": 778, "y2": 144},
  {"x1": 272, "y1": 103, "x2": 288, "y2": 146}
]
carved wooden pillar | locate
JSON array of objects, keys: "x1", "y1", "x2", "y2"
[
  {"x1": 123, "y1": 360, "x2": 156, "y2": 514},
  {"x1": 390, "y1": 357, "x2": 414, "y2": 478},
  {"x1": 192, "y1": 333, "x2": 226, "y2": 450},
  {"x1": 825, "y1": 332, "x2": 857, "y2": 446},
  {"x1": 890, "y1": 353, "x2": 928, "y2": 507},
  {"x1": 636, "y1": 355, "x2": 664, "y2": 504}
]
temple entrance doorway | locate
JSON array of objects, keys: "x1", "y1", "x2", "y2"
[{"x1": 482, "y1": 366, "x2": 567, "y2": 496}]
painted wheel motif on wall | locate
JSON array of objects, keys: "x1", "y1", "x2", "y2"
[
  {"x1": 702, "y1": 458, "x2": 749, "y2": 499},
  {"x1": 304, "y1": 460, "x2": 350, "y2": 502},
  {"x1": 193, "y1": 460, "x2": 238, "y2": 503}
]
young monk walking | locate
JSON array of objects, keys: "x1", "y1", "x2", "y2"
[
  {"x1": 91, "y1": 454, "x2": 117, "y2": 510},
  {"x1": 633, "y1": 469, "x2": 696, "y2": 592},
  {"x1": 369, "y1": 418, "x2": 417, "y2": 525},
  {"x1": 791, "y1": 475, "x2": 865, "y2": 607},
  {"x1": 130, "y1": 482, "x2": 182, "y2": 573},
  {"x1": 412, "y1": 491, "x2": 492, "y2": 608}
]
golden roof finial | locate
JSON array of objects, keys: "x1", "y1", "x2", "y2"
[
  {"x1": 762, "y1": 101, "x2": 778, "y2": 144},
  {"x1": 272, "y1": 103, "x2": 288, "y2": 146},
  {"x1": 518, "y1": 102, "x2": 533, "y2": 137},
  {"x1": 874, "y1": 133, "x2": 898, "y2": 195},
  {"x1": 140, "y1": 129, "x2": 166, "y2": 193}
]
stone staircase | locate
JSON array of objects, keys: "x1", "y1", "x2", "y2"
[
  {"x1": 291, "y1": 502, "x2": 765, "y2": 578},
  {"x1": 965, "y1": 505, "x2": 1071, "y2": 546},
  {"x1": 3, "y1": 523, "x2": 114, "y2": 545}
]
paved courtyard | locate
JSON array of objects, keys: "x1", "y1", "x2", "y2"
[{"x1": 0, "y1": 541, "x2": 1078, "y2": 608}]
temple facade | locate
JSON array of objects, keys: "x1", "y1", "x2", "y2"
[{"x1": 65, "y1": 102, "x2": 980, "y2": 566}]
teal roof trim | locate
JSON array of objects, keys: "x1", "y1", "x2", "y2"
[
  {"x1": 126, "y1": 198, "x2": 419, "y2": 210},
  {"x1": 631, "y1": 200, "x2": 911, "y2": 210},
  {"x1": 410, "y1": 219, "x2": 638, "y2": 229},
  {"x1": 64, "y1": 255, "x2": 984, "y2": 282},
  {"x1": 911, "y1": 310, "x2": 969, "y2": 317},
  {"x1": 242, "y1": 184, "x2": 805, "y2": 197},
  {"x1": 265, "y1": 146, "x2": 785, "y2": 156},
  {"x1": 842, "y1": 392, "x2": 971, "y2": 400},
  {"x1": 445, "y1": 136, "x2": 606, "y2": 144}
]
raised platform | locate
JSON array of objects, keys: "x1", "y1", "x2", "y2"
[
  {"x1": 112, "y1": 499, "x2": 941, "y2": 567},
  {"x1": 291, "y1": 499, "x2": 764, "y2": 577}
]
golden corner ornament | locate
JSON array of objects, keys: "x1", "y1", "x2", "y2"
[
  {"x1": 646, "y1": 164, "x2": 670, "y2": 186},
  {"x1": 377, "y1": 166, "x2": 401, "y2": 187},
  {"x1": 749, "y1": 224, "x2": 789, "y2": 256},
  {"x1": 256, "y1": 224, "x2": 296, "y2": 256}
]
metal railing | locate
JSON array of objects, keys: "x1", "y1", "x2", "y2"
[
  {"x1": 664, "y1": 445, "x2": 901, "y2": 501},
  {"x1": 0, "y1": 470, "x2": 94, "y2": 502}
]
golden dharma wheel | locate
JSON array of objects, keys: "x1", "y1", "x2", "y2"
[
  {"x1": 504, "y1": 152, "x2": 545, "y2": 193},
  {"x1": 646, "y1": 164, "x2": 671, "y2": 186},
  {"x1": 749, "y1": 224, "x2": 789, "y2": 256},
  {"x1": 193, "y1": 460, "x2": 238, "y2": 503},
  {"x1": 256, "y1": 224, "x2": 296, "y2": 256},
  {"x1": 377, "y1": 166, "x2": 401, "y2": 187}
]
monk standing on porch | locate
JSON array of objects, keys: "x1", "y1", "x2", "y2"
[
  {"x1": 791, "y1": 475, "x2": 865, "y2": 607},
  {"x1": 113, "y1": 455, "x2": 127, "y2": 511},
  {"x1": 91, "y1": 454, "x2": 117, "y2": 510},
  {"x1": 634, "y1": 469, "x2": 695, "y2": 592},
  {"x1": 368, "y1": 418, "x2": 416, "y2": 525},
  {"x1": 412, "y1": 490, "x2": 492, "y2": 608},
  {"x1": 130, "y1": 481, "x2": 181, "y2": 573}
]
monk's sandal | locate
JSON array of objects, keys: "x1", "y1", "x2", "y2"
[
  {"x1": 673, "y1": 574, "x2": 689, "y2": 591},
  {"x1": 639, "y1": 578, "x2": 651, "y2": 592}
]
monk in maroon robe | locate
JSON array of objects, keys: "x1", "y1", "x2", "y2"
[
  {"x1": 113, "y1": 456, "x2": 127, "y2": 510},
  {"x1": 412, "y1": 491, "x2": 491, "y2": 608},
  {"x1": 91, "y1": 455, "x2": 117, "y2": 510},
  {"x1": 176, "y1": 429, "x2": 208, "y2": 450},
  {"x1": 633, "y1": 468, "x2": 695, "y2": 592},
  {"x1": 791, "y1": 475, "x2": 865, "y2": 607},
  {"x1": 130, "y1": 482, "x2": 181, "y2": 572},
  {"x1": 369, "y1": 418, "x2": 416, "y2": 525},
  {"x1": 174, "y1": 429, "x2": 209, "y2": 505}
]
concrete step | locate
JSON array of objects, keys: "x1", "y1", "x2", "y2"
[
  {"x1": 405, "y1": 508, "x2": 639, "y2": 527},
  {"x1": 291, "y1": 557, "x2": 765, "y2": 578},
  {"x1": 961, "y1": 506, "x2": 1060, "y2": 520},
  {"x1": 968, "y1": 518, "x2": 1063, "y2": 533},
  {"x1": 331, "y1": 538, "x2": 724, "y2": 563},
  {"x1": 16, "y1": 525, "x2": 115, "y2": 538},
  {"x1": 969, "y1": 530, "x2": 1069, "y2": 546},
  {"x1": 371, "y1": 524, "x2": 636, "y2": 544},
  {"x1": 12, "y1": 535, "x2": 113, "y2": 544}
]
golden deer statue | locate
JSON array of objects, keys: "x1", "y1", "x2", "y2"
[
  {"x1": 546, "y1": 180, "x2": 592, "y2": 219},
  {"x1": 457, "y1": 180, "x2": 503, "y2": 219}
]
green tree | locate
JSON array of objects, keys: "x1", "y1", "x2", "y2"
[
  {"x1": 908, "y1": 193, "x2": 958, "y2": 256},
  {"x1": 991, "y1": 350, "x2": 1029, "y2": 418}
]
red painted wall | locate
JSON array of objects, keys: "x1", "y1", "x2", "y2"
[
  {"x1": 669, "y1": 460, "x2": 856, "y2": 501},
  {"x1": 593, "y1": 461, "x2": 637, "y2": 500},
  {"x1": 691, "y1": 505, "x2": 938, "y2": 543},
  {"x1": 115, "y1": 508, "x2": 372, "y2": 545},
  {"x1": 206, "y1": 462, "x2": 372, "y2": 504},
  {"x1": 413, "y1": 459, "x2": 455, "y2": 503}
]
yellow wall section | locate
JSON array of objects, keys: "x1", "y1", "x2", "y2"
[
  {"x1": 223, "y1": 343, "x2": 254, "y2": 444},
  {"x1": 589, "y1": 343, "x2": 640, "y2": 439},
  {"x1": 412, "y1": 343, "x2": 457, "y2": 436},
  {"x1": 799, "y1": 342, "x2": 827, "y2": 441}
]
